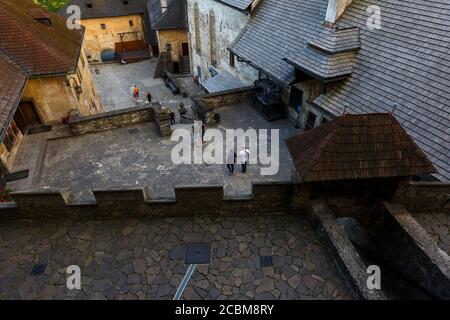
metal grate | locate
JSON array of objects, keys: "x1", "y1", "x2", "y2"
[
  {"x1": 260, "y1": 256, "x2": 274, "y2": 268},
  {"x1": 185, "y1": 243, "x2": 211, "y2": 265},
  {"x1": 30, "y1": 263, "x2": 47, "y2": 276}
]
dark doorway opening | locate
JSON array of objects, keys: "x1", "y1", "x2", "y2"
[
  {"x1": 16, "y1": 101, "x2": 41, "y2": 133},
  {"x1": 173, "y1": 61, "x2": 180, "y2": 74},
  {"x1": 182, "y1": 43, "x2": 189, "y2": 56}
]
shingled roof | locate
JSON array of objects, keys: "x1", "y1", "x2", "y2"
[
  {"x1": 286, "y1": 113, "x2": 437, "y2": 182},
  {"x1": 154, "y1": 0, "x2": 187, "y2": 30},
  {"x1": 230, "y1": 0, "x2": 450, "y2": 181},
  {"x1": 0, "y1": 56, "x2": 27, "y2": 142},
  {"x1": 0, "y1": 0, "x2": 84, "y2": 140},
  {"x1": 0, "y1": 0, "x2": 84, "y2": 76},
  {"x1": 61, "y1": 0, "x2": 147, "y2": 19},
  {"x1": 216, "y1": 0, "x2": 255, "y2": 11}
]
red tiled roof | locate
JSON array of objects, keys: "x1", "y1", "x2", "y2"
[
  {"x1": 0, "y1": 55, "x2": 27, "y2": 140},
  {"x1": 286, "y1": 113, "x2": 437, "y2": 182},
  {"x1": 0, "y1": 0, "x2": 84, "y2": 76},
  {"x1": 0, "y1": 0, "x2": 85, "y2": 141}
]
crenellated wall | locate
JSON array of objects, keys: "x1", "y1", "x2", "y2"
[{"x1": 0, "y1": 182, "x2": 309, "y2": 220}]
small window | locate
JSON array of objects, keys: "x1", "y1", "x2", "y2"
[
  {"x1": 229, "y1": 52, "x2": 235, "y2": 68},
  {"x1": 100, "y1": 23, "x2": 106, "y2": 30},
  {"x1": 165, "y1": 43, "x2": 172, "y2": 51},
  {"x1": 80, "y1": 54, "x2": 85, "y2": 68},
  {"x1": 129, "y1": 20, "x2": 134, "y2": 27}
]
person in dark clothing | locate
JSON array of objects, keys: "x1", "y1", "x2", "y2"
[
  {"x1": 170, "y1": 111, "x2": 176, "y2": 125},
  {"x1": 201, "y1": 124, "x2": 206, "y2": 142},
  {"x1": 147, "y1": 92, "x2": 152, "y2": 104},
  {"x1": 226, "y1": 150, "x2": 237, "y2": 175}
]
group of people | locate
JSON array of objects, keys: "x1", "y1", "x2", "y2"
[
  {"x1": 227, "y1": 147, "x2": 250, "y2": 175},
  {"x1": 131, "y1": 85, "x2": 153, "y2": 104}
]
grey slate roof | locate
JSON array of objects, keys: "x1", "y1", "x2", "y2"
[
  {"x1": 309, "y1": 27, "x2": 360, "y2": 53},
  {"x1": 285, "y1": 47, "x2": 357, "y2": 80},
  {"x1": 314, "y1": 0, "x2": 450, "y2": 181},
  {"x1": 215, "y1": 0, "x2": 255, "y2": 11},
  {"x1": 61, "y1": 0, "x2": 147, "y2": 19},
  {"x1": 202, "y1": 70, "x2": 244, "y2": 93},
  {"x1": 229, "y1": 0, "x2": 329, "y2": 86},
  {"x1": 230, "y1": 0, "x2": 450, "y2": 181},
  {"x1": 154, "y1": 0, "x2": 187, "y2": 30}
]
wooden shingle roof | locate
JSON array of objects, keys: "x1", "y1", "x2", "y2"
[{"x1": 286, "y1": 113, "x2": 437, "y2": 182}]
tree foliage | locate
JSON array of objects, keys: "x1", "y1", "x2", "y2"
[{"x1": 32, "y1": 0, "x2": 68, "y2": 12}]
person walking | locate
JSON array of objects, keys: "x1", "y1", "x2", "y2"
[
  {"x1": 133, "y1": 85, "x2": 140, "y2": 98},
  {"x1": 170, "y1": 111, "x2": 176, "y2": 125},
  {"x1": 238, "y1": 147, "x2": 250, "y2": 174},
  {"x1": 146, "y1": 91, "x2": 152, "y2": 104},
  {"x1": 226, "y1": 149, "x2": 237, "y2": 175}
]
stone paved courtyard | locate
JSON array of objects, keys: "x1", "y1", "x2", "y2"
[
  {"x1": 32, "y1": 103, "x2": 299, "y2": 199},
  {"x1": 91, "y1": 60, "x2": 201, "y2": 112},
  {"x1": 411, "y1": 212, "x2": 450, "y2": 255},
  {"x1": 0, "y1": 215, "x2": 351, "y2": 300}
]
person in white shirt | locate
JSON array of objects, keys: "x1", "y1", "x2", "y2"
[{"x1": 238, "y1": 147, "x2": 250, "y2": 174}]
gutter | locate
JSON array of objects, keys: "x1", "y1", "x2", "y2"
[{"x1": 0, "y1": 78, "x2": 28, "y2": 143}]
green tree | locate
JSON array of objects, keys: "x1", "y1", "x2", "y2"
[{"x1": 33, "y1": 0, "x2": 68, "y2": 12}]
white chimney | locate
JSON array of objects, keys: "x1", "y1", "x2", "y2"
[{"x1": 325, "y1": 0, "x2": 353, "y2": 26}]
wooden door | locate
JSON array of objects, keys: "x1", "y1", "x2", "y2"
[{"x1": 18, "y1": 101, "x2": 41, "y2": 127}]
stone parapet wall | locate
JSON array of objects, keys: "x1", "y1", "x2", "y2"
[
  {"x1": 394, "y1": 181, "x2": 450, "y2": 213},
  {"x1": 68, "y1": 105, "x2": 156, "y2": 135},
  {"x1": 193, "y1": 86, "x2": 255, "y2": 124},
  {"x1": 0, "y1": 182, "x2": 308, "y2": 220}
]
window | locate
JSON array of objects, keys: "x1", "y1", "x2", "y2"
[
  {"x1": 129, "y1": 20, "x2": 134, "y2": 27},
  {"x1": 194, "y1": 3, "x2": 201, "y2": 54},
  {"x1": 100, "y1": 23, "x2": 106, "y2": 30},
  {"x1": 80, "y1": 54, "x2": 85, "y2": 69},
  {"x1": 229, "y1": 52, "x2": 235, "y2": 68},
  {"x1": 165, "y1": 43, "x2": 172, "y2": 51},
  {"x1": 209, "y1": 11, "x2": 217, "y2": 66}
]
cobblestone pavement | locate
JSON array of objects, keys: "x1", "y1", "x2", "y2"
[
  {"x1": 0, "y1": 215, "x2": 351, "y2": 300},
  {"x1": 411, "y1": 212, "x2": 450, "y2": 255}
]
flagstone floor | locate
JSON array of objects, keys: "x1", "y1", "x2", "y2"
[{"x1": 0, "y1": 215, "x2": 352, "y2": 300}]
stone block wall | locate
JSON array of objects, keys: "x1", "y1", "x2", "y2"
[
  {"x1": 0, "y1": 182, "x2": 305, "y2": 220},
  {"x1": 193, "y1": 86, "x2": 255, "y2": 110},
  {"x1": 68, "y1": 105, "x2": 156, "y2": 135},
  {"x1": 394, "y1": 182, "x2": 450, "y2": 213},
  {"x1": 193, "y1": 86, "x2": 255, "y2": 124}
]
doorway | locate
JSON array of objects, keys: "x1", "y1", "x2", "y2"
[
  {"x1": 182, "y1": 43, "x2": 189, "y2": 56},
  {"x1": 15, "y1": 101, "x2": 41, "y2": 133}
]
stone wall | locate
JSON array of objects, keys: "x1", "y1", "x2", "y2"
[
  {"x1": 393, "y1": 181, "x2": 450, "y2": 213},
  {"x1": 193, "y1": 86, "x2": 255, "y2": 124},
  {"x1": 68, "y1": 105, "x2": 156, "y2": 135},
  {"x1": 193, "y1": 86, "x2": 255, "y2": 110},
  {"x1": 0, "y1": 182, "x2": 308, "y2": 220},
  {"x1": 186, "y1": 0, "x2": 258, "y2": 86},
  {"x1": 362, "y1": 202, "x2": 450, "y2": 299}
]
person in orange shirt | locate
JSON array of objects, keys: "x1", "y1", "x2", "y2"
[{"x1": 133, "y1": 85, "x2": 140, "y2": 98}]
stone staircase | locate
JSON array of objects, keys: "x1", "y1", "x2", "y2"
[{"x1": 180, "y1": 55, "x2": 191, "y2": 74}]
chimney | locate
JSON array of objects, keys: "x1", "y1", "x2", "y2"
[{"x1": 324, "y1": 0, "x2": 353, "y2": 27}]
